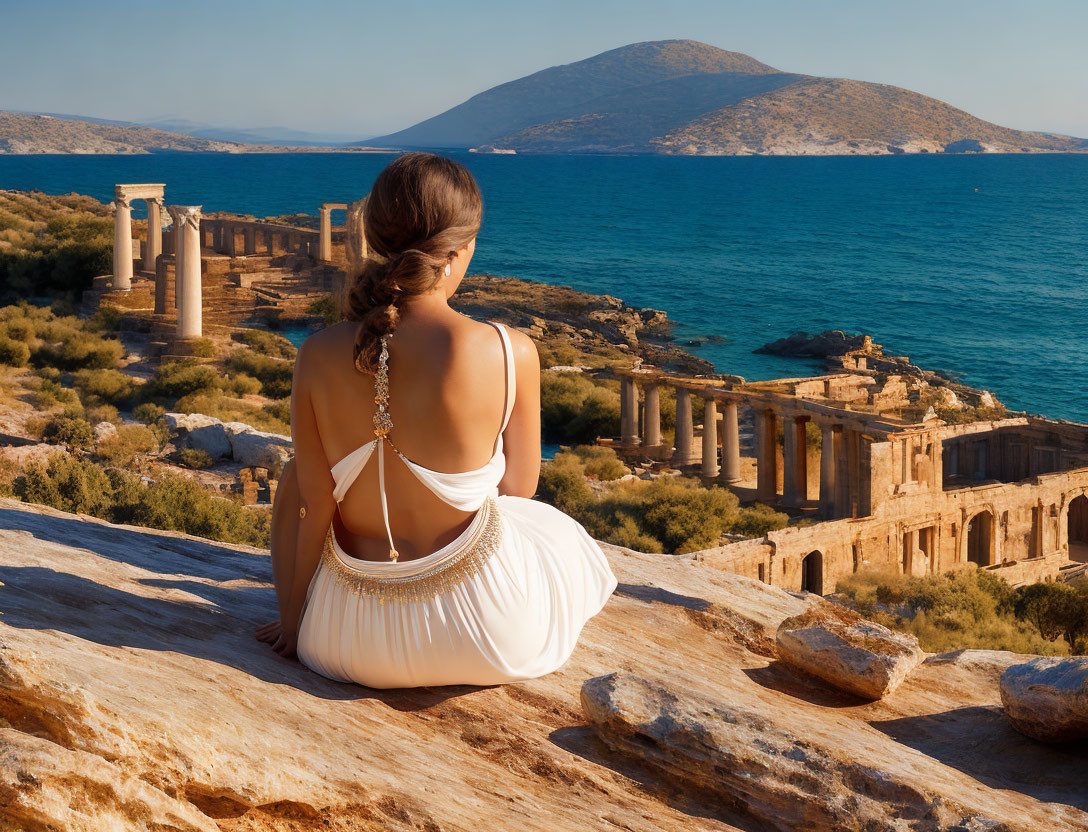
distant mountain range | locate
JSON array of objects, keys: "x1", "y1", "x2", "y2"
[
  {"x1": 366, "y1": 40, "x2": 1088, "y2": 156},
  {"x1": 0, "y1": 112, "x2": 381, "y2": 154},
  {"x1": 4, "y1": 40, "x2": 1085, "y2": 156}
]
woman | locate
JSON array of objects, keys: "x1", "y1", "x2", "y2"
[{"x1": 254, "y1": 153, "x2": 617, "y2": 688}]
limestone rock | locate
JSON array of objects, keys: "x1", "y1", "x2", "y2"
[
  {"x1": 161, "y1": 412, "x2": 223, "y2": 433},
  {"x1": 1, "y1": 497, "x2": 1085, "y2": 831},
  {"x1": 582, "y1": 672, "x2": 994, "y2": 832},
  {"x1": 223, "y1": 423, "x2": 292, "y2": 470},
  {"x1": 162, "y1": 412, "x2": 232, "y2": 459},
  {"x1": 775, "y1": 603, "x2": 926, "y2": 699},
  {"x1": 92, "y1": 420, "x2": 118, "y2": 444},
  {"x1": 1000, "y1": 656, "x2": 1088, "y2": 742}
]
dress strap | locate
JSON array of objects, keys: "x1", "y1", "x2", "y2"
[
  {"x1": 372, "y1": 334, "x2": 400, "y2": 562},
  {"x1": 488, "y1": 321, "x2": 517, "y2": 434}
]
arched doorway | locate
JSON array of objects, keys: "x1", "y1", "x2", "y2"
[
  {"x1": 966, "y1": 511, "x2": 994, "y2": 566},
  {"x1": 801, "y1": 551, "x2": 824, "y2": 595},
  {"x1": 1068, "y1": 495, "x2": 1088, "y2": 562}
]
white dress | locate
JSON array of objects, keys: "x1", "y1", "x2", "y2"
[{"x1": 296, "y1": 321, "x2": 618, "y2": 688}]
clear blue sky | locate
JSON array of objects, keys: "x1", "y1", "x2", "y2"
[{"x1": 2, "y1": 0, "x2": 1086, "y2": 139}]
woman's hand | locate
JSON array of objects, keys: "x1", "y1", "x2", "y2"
[{"x1": 254, "y1": 620, "x2": 298, "y2": 658}]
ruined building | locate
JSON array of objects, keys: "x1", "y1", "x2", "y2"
[{"x1": 608, "y1": 339, "x2": 1088, "y2": 593}]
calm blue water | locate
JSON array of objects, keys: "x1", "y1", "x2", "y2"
[{"x1": 2, "y1": 152, "x2": 1086, "y2": 421}]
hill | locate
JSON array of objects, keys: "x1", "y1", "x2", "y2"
[
  {"x1": 369, "y1": 39, "x2": 1088, "y2": 155},
  {"x1": 0, "y1": 112, "x2": 384, "y2": 154}
]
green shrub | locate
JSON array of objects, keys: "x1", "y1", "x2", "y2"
[
  {"x1": 32, "y1": 377, "x2": 80, "y2": 410},
  {"x1": 95, "y1": 424, "x2": 161, "y2": 467},
  {"x1": 85, "y1": 403, "x2": 119, "y2": 425},
  {"x1": 33, "y1": 331, "x2": 123, "y2": 370},
  {"x1": 232, "y1": 328, "x2": 297, "y2": 359},
  {"x1": 224, "y1": 348, "x2": 293, "y2": 398},
  {"x1": 1014, "y1": 582, "x2": 1088, "y2": 651},
  {"x1": 176, "y1": 447, "x2": 214, "y2": 469},
  {"x1": 131, "y1": 474, "x2": 270, "y2": 547},
  {"x1": 133, "y1": 402, "x2": 166, "y2": 424},
  {"x1": 188, "y1": 338, "x2": 217, "y2": 358},
  {"x1": 0, "y1": 336, "x2": 30, "y2": 367},
  {"x1": 540, "y1": 372, "x2": 620, "y2": 444},
  {"x1": 41, "y1": 416, "x2": 94, "y2": 449},
  {"x1": 17, "y1": 452, "x2": 113, "y2": 516},
  {"x1": 306, "y1": 297, "x2": 337, "y2": 327},
  {"x1": 86, "y1": 306, "x2": 122, "y2": 332},
  {"x1": 222, "y1": 372, "x2": 262, "y2": 397},
  {"x1": 570, "y1": 445, "x2": 627, "y2": 481},
  {"x1": 73, "y1": 367, "x2": 138, "y2": 407},
  {"x1": 143, "y1": 359, "x2": 220, "y2": 402}
]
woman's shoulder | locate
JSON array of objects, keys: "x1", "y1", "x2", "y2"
[{"x1": 296, "y1": 321, "x2": 356, "y2": 362}]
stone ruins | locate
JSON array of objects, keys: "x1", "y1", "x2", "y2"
[
  {"x1": 608, "y1": 343, "x2": 1088, "y2": 592},
  {"x1": 87, "y1": 182, "x2": 1088, "y2": 597},
  {"x1": 83, "y1": 183, "x2": 361, "y2": 359}
]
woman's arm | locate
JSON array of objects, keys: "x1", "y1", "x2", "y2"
[
  {"x1": 497, "y1": 329, "x2": 541, "y2": 498},
  {"x1": 280, "y1": 336, "x2": 338, "y2": 640}
]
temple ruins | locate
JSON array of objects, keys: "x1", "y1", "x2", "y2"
[
  {"x1": 606, "y1": 344, "x2": 1088, "y2": 592},
  {"x1": 86, "y1": 182, "x2": 1088, "y2": 596}
]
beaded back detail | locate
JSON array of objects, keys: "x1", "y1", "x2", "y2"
[
  {"x1": 321, "y1": 496, "x2": 503, "y2": 604},
  {"x1": 372, "y1": 335, "x2": 393, "y2": 438}
]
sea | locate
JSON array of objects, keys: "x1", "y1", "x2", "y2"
[{"x1": 2, "y1": 152, "x2": 1085, "y2": 422}]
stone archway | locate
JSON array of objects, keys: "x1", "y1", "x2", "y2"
[
  {"x1": 966, "y1": 510, "x2": 994, "y2": 566},
  {"x1": 1068, "y1": 494, "x2": 1088, "y2": 562},
  {"x1": 801, "y1": 550, "x2": 824, "y2": 595},
  {"x1": 112, "y1": 183, "x2": 166, "y2": 290}
]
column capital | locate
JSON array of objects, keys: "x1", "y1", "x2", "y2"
[
  {"x1": 167, "y1": 205, "x2": 202, "y2": 231},
  {"x1": 113, "y1": 196, "x2": 132, "y2": 211}
]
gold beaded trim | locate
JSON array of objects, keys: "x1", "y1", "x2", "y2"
[
  {"x1": 373, "y1": 334, "x2": 393, "y2": 439},
  {"x1": 320, "y1": 496, "x2": 503, "y2": 605}
]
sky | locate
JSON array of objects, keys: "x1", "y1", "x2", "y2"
[{"x1": 1, "y1": 0, "x2": 1086, "y2": 140}]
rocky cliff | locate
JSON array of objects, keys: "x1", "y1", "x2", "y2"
[
  {"x1": 2, "y1": 497, "x2": 1086, "y2": 830},
  {"x1": 368, "y1": 39, "x2": 1087, "y2": 156}
]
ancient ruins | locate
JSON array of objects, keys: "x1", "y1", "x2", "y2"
[
  {"x1": 607, "y1": 343, "x2": 1088, "y2": 592},
  {"x1": 83, "y1": 183, "x2": 358, "y2": 358},
  {"x1": 88, "y1": 182, "x2": 1088, "y2": 597}
]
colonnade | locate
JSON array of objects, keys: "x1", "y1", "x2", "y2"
[
  {"x1": 617, "y1": 372, "x2": 872, "y2": 519},
  {"x1": 318, "y1": 202, "x2": 347, "y2": 262},
  {"x1": 204, "y1": 219, "x2": 318, "y2": 258}
]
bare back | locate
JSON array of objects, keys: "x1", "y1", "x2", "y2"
[{"x1": 295, "y1": 313, "x2": 538, "y2": 561}]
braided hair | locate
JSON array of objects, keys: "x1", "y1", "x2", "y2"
[{"x1": 344, "y1": 153, "x2": 483, "y2": 373}]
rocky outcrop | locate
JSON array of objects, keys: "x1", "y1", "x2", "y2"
[
  {"x1": 1000, "y1": 657, "x2": 1088, "y2": 742},
  {"x1": 162, "y1": 412, "x2": 291, "y2": 470},
  {"x1": 775, "y1": 604, "x2": 927, "y2": 699},
  {"x1": 1, "y1": 498, "x2": 1085, "y2": 831}
]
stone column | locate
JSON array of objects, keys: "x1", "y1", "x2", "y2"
[
  {"x1": 112, "y1": 195, "x2": 133, "y2": 290},
  {"x1": 702, "y1": 398, "x2": 719, "y2": 477},
  {"x1": 819, "y1": 424, "x2": 838, "y2": 519},
  {"x1": 143, "y1": 198, "x2": 163, "y2": 273},
  {"x1": 169, "y1": 206, "x2": 203, "y2": 340},
  {"x1": 720, "y1": 400, "x2": 741, "y2": 485},
  {"x1": 244, "y1": 227, "x2": 257, "y2": 255},
  {"x1": 319, "y1": 205, "x2": 333, "y2": 261},
  {"x1": 672, "y1": 387, "x2": 695, "y2": 467},
  {"x1": 756, "y1": 409, "x2": 778, "y2": 502},
  {"x1": 620, "y1": 376, "x2": 640, "y2": 445},
  {"x1": 642, "y1": 383, "x2": 661, "y2": 447},
  {"x1": 783, "y1": 416, "x2": 809, "y2": 506}
]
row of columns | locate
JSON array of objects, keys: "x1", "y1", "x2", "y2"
[
  {"x1": 618, "y1": 375, "x2": 871, "y2": 519},
  {"x1": 112, "y1": 196, "x2": 164, "y2": 290}
]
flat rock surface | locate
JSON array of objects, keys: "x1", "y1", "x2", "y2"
[
  {"x1": 1000, "y1": 656, "x2": 1088, "y2": 743},
  {"x1": 0, "y1": 497, "x2": 1086, "y2": 830},
  {"x1": 775, "y1": 603, "x2": 927, "y2": 699}
]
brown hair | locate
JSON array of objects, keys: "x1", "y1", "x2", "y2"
[{"x1": 344, "y1": 152, "x2": 483, "y2": 373}]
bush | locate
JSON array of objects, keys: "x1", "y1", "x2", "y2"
[
  {"x1": 42, "y1": 416, "x2": 94, "y2": 449},
  {"x1": 15, "y1": 453, "x2": 271, "y2": 548},
  {"x1": 1014, "y1": 582, "x2": 1088, "y2": 651},
  {"x1": 222, "y1": 372, "x2": 262, "y2": 398},
  {"x1": 32, "y1": 377, "x2": 81, "y2": 410},
  {"x1": 143, "y1": 359, "x2": 220, "y2": 402},
  {"x1": 232, "y1": 328, "x2": 297, "y2": 360},
  {"x1": 307, "y1": 297, "x2": 337, "y2": 328},
  {"x1": 73, "y1": 368, "x2": 139, "y2": 408},
  {"x1": 188, "y1": 338, "x2": 217, "y2": 358},
  {"x1": 85, "y1": 403, "x2": 119, "y2": 425},
  {"x1": 836, "y1": 569, "x2": 1074, "y2": 655},
  {"x1": 540, "y1": 372, "x2": 620, "y2": 444},
  {"x1": 176, "y1": 447, "x2": 214, "y2": 469},
  {"x1": 570, "y1": 444, "x2": 627, "y2": 481},
  {"x1": 33, "y1": 331, "x2": 123, "y2": 371},
  {"x1": 536, "y1": 450, "x2": 787, "y2": 554},
  {"x1": 224, "y1": 348, "x2": 293, "y2": 399},
  {"x1": 172, "y1": 390, "x2": 290, "y2": 435},
  {"x1": 133, "y1": 402, "x2": 166, "y2": 424},
  {"x1": 95, "y1": 424, "x2": 161, "y2": 467},
  {"x1": 0, "y1": 336, "x2": 30, "y2": 367}
]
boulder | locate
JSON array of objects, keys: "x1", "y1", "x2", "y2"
[
  {"x1": 92, "y1": 421, "x2": 118, "y2": 444},
  {"x1": 161, "y1": 412, "x2": 232, "y2": 459},
  {"x1": 1000, "y1": 656, "x2": 1088, "y2": 742},
  {"x1": 161, "y1": 412, "x2": 223, "y2": 433},
  {"x1": 223, "y1": 423, "x2": 292, "y2": 470},
  {"x1": 775, "y1": 603, "x2": 926, "y2": 699}
]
